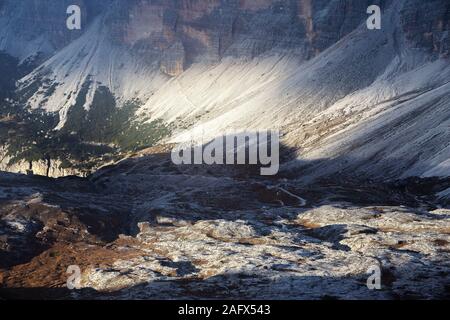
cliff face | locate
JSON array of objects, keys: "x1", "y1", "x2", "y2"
[
  {"x1": 0, "y1": 159, "x2": 84, "y2": 178},
  {"x1": 401, "y1": 0, "x2": 450, "y2": 57},
  {"x1": 2, "y1": 0, "x2": 446, "y2": 78},
  {"x1": 0, "y1": 0, "x2": 110, "y2": 62},
  {"x1": 0, "y1": 146, "x2": 85, "y2": 178},
  {"x1": 160, "y1": 41, "x2": 186, "y2": 76},
  {"x1": 1, "y1": 1, "x2": 450, "y2": 300},
  {"x1": 1, "y1": 0, "x2": 384, "y2": 70}
]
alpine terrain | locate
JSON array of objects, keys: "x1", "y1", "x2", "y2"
[{"x1": 0, "y1": 0, "x2": 449, "y2": 300}]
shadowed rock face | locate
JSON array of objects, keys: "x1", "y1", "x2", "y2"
[
  {"x1": 0, "y1": 0, "x2": 110, "y2": 61},
  {"x1": 401, "y1": 0, "x2": 450, "y2": 57},
  {"x1": 0, "y1": 0, "x2": 392, "y2": 71}
]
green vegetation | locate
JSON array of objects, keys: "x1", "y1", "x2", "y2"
[
  {"x1": 63, "y1": 83, "x2": 171, "y2": 151},
  {"x1": 1, "y1": 77, "x2": 171, "y2": 171},
  {"x1": 0, "y1": 51, "x2": 171, "y2": 172}
]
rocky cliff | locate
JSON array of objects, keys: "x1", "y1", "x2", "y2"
[
  {"x1": 0, "y1": 146, "x2": 86, "y2": 178},
  {"x1": 0, "y1": 0, "x2": 109, "y2": 62},
  {"x1": 401, "y1": 0, "x2": 449, "y2": 57}
]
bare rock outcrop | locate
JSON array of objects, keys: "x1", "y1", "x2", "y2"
[
  {"x1": 160, "y1": 41, "x2": 186, "y2": 77},
  {"x1": 0, "y1": 146, "x2": 84, "y2": 178}
]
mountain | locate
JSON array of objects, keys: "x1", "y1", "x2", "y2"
[
  {"x1": 0, "y1": 0, "x2": 450, "y2": 300},
  {"x1": 2, "y1": 0, "x2": 447, "y2": 182}
]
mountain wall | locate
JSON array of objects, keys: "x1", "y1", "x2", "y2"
[{"x1": 0, "y1": 0, "x2": 449, "y2": 181}]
